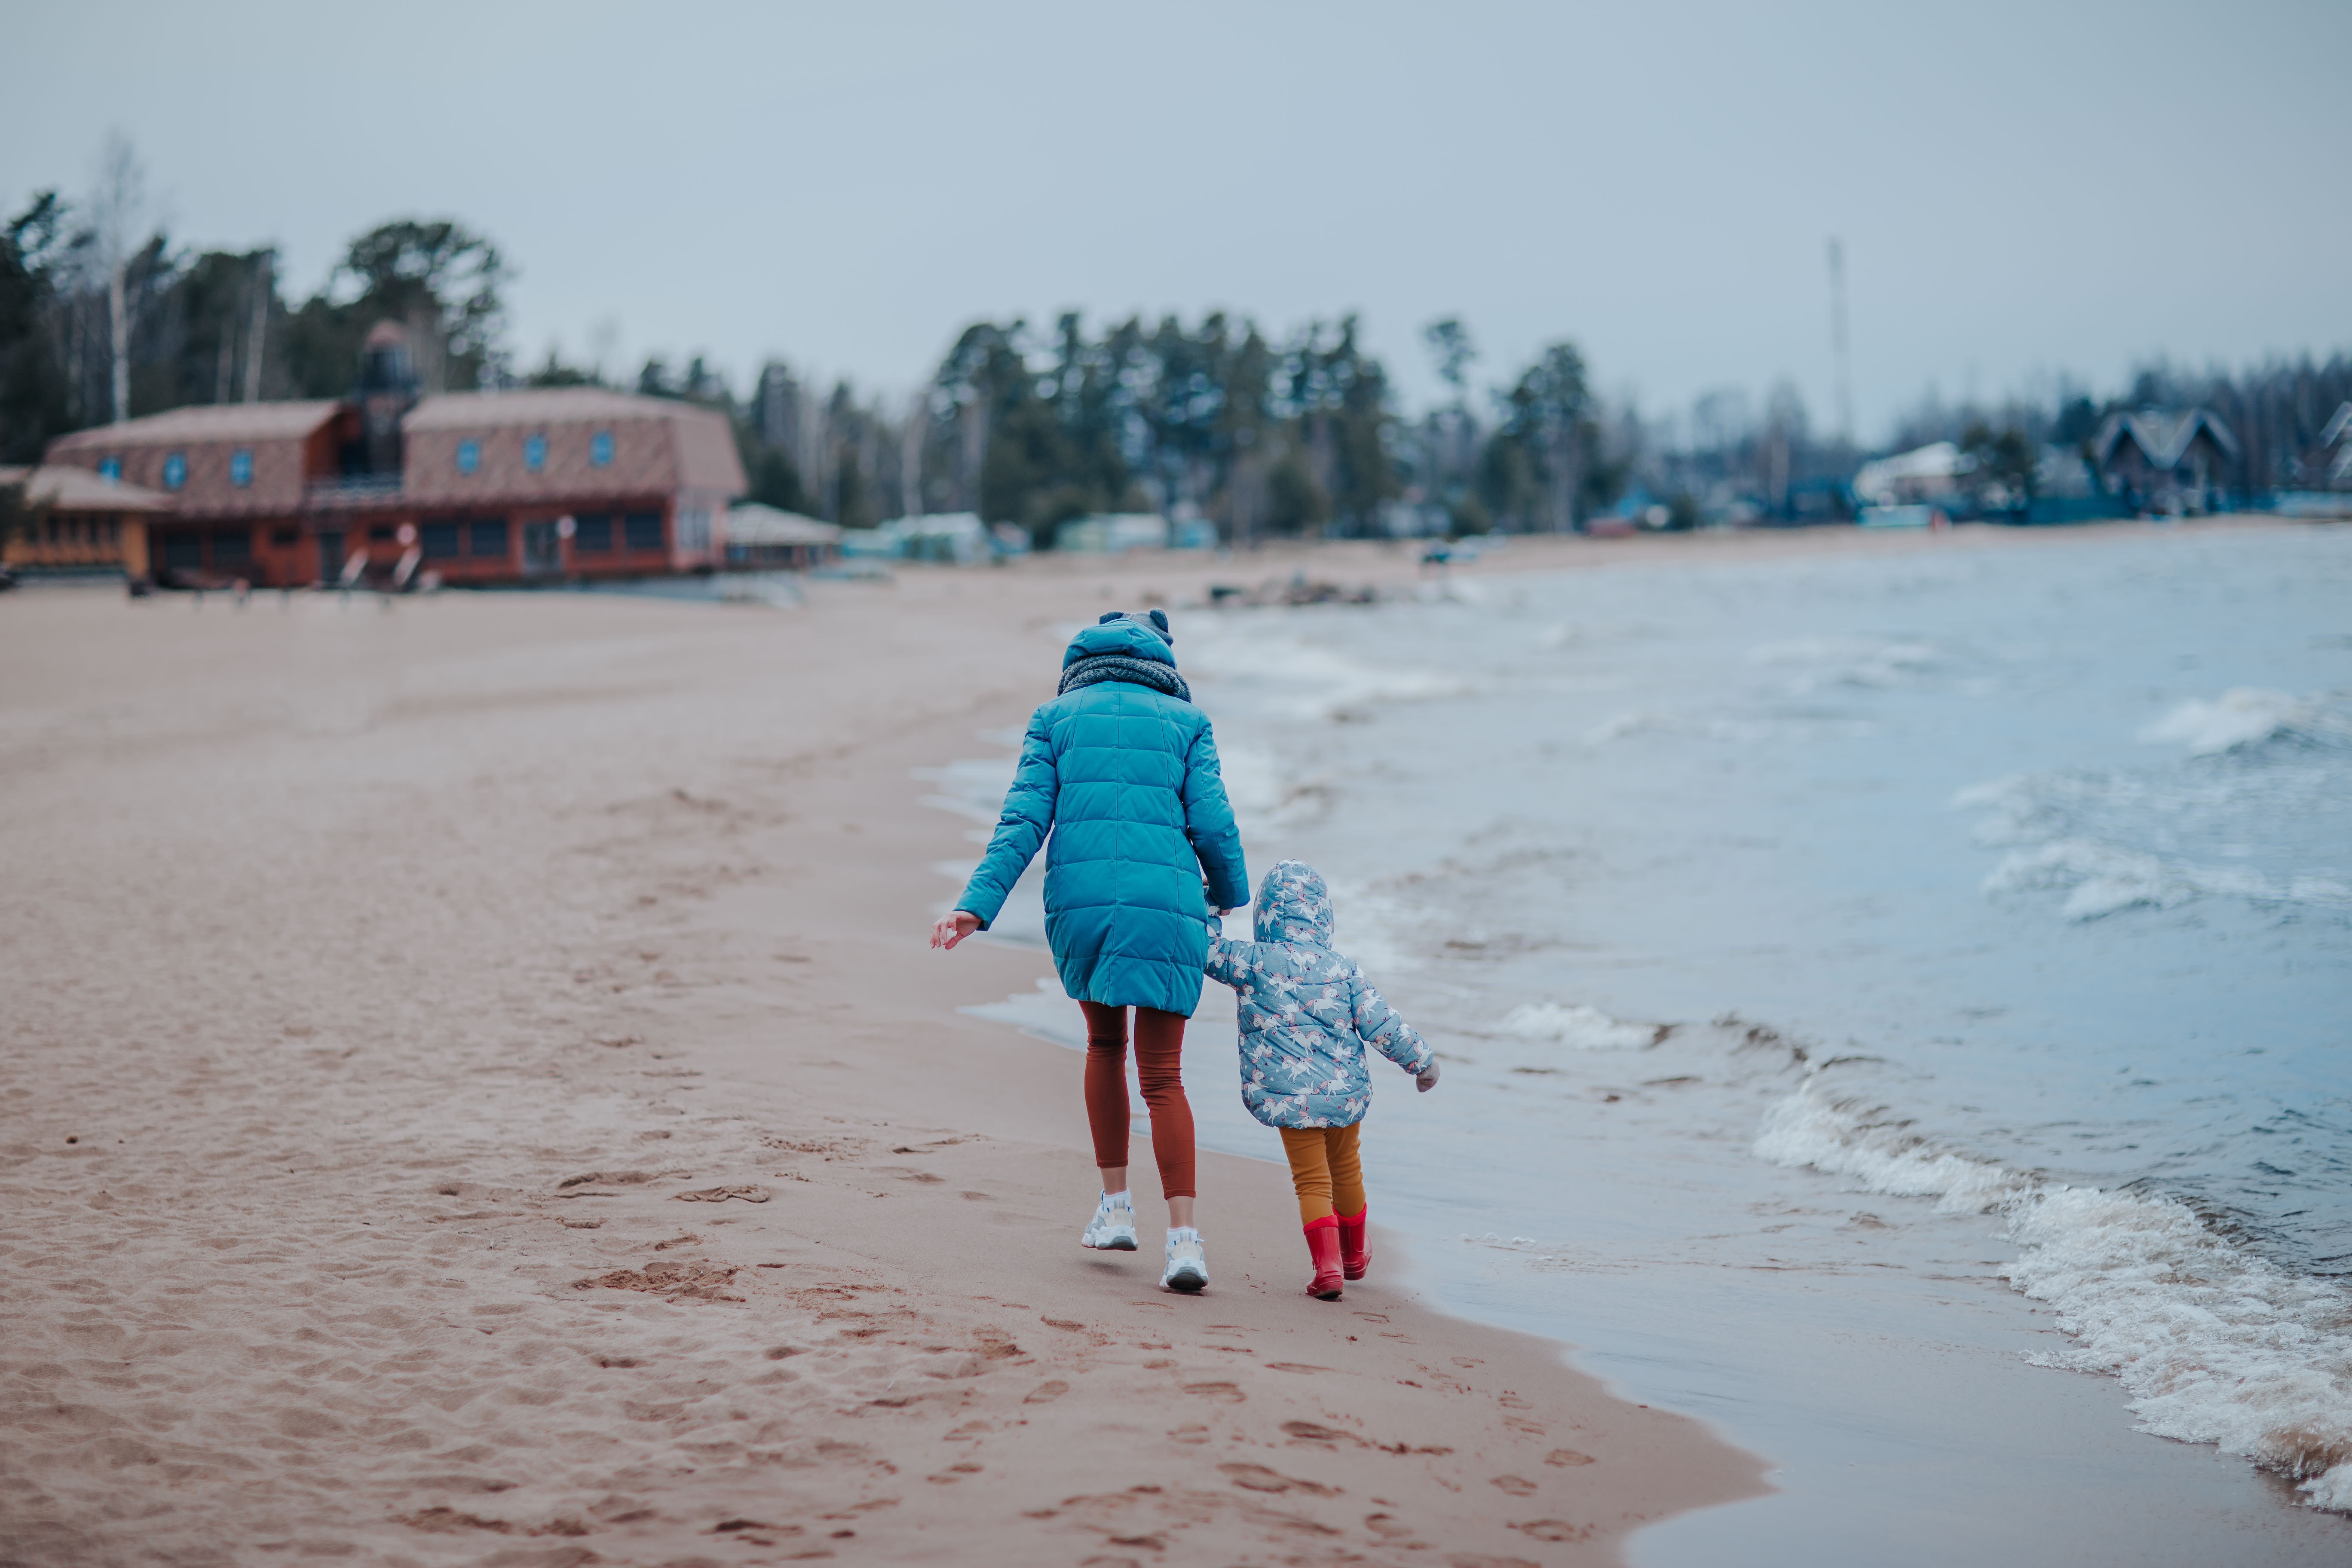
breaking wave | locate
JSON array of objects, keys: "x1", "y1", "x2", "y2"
[
  {"x1": 2138, "y1": 687, "x2": 2334, "y2": 756},
  {"x1": 1494, "y1": 1001, "x2": 1666, "y2": 1049},
  {"x1": 1756, "y1": 1082, "x2": 2352, "y2": 1511}
]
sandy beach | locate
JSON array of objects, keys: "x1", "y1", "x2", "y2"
[
  {"x1": 7, "y1": 518, "x2": 2329, "y2": 1567},
  {"x1": 1, "y1": 533, "x2": 1810, "y2": 1568}
]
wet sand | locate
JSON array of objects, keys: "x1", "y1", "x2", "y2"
[{"x1": 0, "y1": 539, "x2": 1775, "y2": 1568}]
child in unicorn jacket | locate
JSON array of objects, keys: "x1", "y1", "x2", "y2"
[{"x1": 1204, "y1": 859, "x2": 1439, "y2": 1300}]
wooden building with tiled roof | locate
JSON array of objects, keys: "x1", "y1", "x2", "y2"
[{"x1": 39, "y1": 332, "x2": 744, "y2": 588}]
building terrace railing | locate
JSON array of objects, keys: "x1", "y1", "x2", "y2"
[{"x1": 305, "y1": 475, "x2": 405, "y2": 508}]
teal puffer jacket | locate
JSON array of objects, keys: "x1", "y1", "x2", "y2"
[{"x1": 957, "y1": 618, "x2": 1250, "y2": 1017}]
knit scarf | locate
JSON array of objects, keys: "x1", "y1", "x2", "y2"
[{"x1": 1058, "y1": 653, "x2": 1192, "y2": 703}]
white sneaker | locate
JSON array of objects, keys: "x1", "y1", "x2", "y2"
[
  {"x1": 1081, "y1": 1191, "x2": 1138, "y2": 1251},
  {"x1": 1161, "y1": 1228, "x2": 1208, "y2": 1292}
]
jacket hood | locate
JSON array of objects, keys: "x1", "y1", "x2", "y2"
[
  {"x1": 1062, "y1": 613, "x2": 1177, "y2": 670},
  {"x1": 1254, "y1": 859, "x2": 1334, "y2": 946}
]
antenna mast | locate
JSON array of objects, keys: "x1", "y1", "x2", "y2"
[{"x1": 1828, "y1": 237, "x2": 1853, "y2": 447}]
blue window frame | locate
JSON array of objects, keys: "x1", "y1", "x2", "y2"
[
  {"x1": 623, "y1": 511, "x2": 665, "y2": 552},
  {"x1": 468, "y1": 518, "x2": 510, "y2": 558},
  {"x1": 230, "y1": 448, "x2": 254, "y2": 487},
  {"x1": 420, "y1": 522, "x2": 462, "y2": 559},
  {"x1": 590, "y1": 430, "x2": 614, "y2": 467},
  {"x1": 162, "y1": 452, "x2": 187, "y2": 490},
  {"x1": 456, "y1": 439, "x2": 480, "y2": 475},
  {"x1": 98, "y1": 456, "x2": 122, "y2": 481},
  {"x1": 524, "y1": 434, "x2": 547, "y2": 472},
  {"x1": 571, "y1": 513, "x2": 615, "y2": 553}
]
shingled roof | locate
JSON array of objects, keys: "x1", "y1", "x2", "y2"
[
  {"x1": 2093, "y1": 408, "x2": 2241, "y2": 469},
  {"x1": 47, "y1": 401, "x2": 342, "y2": 450},
  {"x1": 0, "y1": 464, "x2": 178, "y2": 514},
  {"x1": 401, "y1": 389, "x2": 745, "y2": 505}
]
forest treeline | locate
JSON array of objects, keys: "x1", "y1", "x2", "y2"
[{"x1": 6, "y1": 168, "x2": 2348, "y2": 542}]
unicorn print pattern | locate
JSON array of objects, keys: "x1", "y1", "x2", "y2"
[{"x1": 1205, "y1": 859, "x2": 1433, "y2": 1130}]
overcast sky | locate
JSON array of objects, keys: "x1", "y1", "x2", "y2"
[{"x1": 7, "y1": 0, "x2": 2346, "y2": 441}]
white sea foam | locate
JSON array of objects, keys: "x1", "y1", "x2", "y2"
[
  {"x1": 1956, "y1": 766, "x2": 2352, "y2": 919},
  {"x1": 1216, "y1": 743, "x2": 1330, "y2": 835},
  {"x1": 1495, "y1": 1001, "x2": 1663, "y2": 1049},
  {"x1": 1755, "y1": 1082, "x2": 2352, "y2": 1510},
  {"x1": 2140, "y1": 687, "x2": 2311, "y2": 755},
  {"x1": 1187, "y1": 624, "x2": 1468, "y2": 720}
]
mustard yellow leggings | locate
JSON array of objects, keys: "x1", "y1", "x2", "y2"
[{"x1": 1278, "y1": 1124, "x2": 1365, "y2": 1226}]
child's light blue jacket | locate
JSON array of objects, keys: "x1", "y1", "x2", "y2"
[{"x1": 1205, "y1": 860, "x2": 1433, "y2": 1130}]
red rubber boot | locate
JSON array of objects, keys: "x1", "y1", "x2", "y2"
[
  {"x1": 1303, "y1": 1217, "x2": 1344, "y2": 1300},
  {"x1": 1337, "y1": 1206, "x2": 1370, "y2": 1281}
]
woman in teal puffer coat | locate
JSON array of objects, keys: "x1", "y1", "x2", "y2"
[{"x1": 931, "y1": 610, "x2": 1249, "y2": 1292}]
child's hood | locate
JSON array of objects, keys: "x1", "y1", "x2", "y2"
[{"x1": 1254, "y1": 859, "x2": 1335, "y2": 946}]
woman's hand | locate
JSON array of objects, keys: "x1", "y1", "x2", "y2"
[{"x1": 931, "y1": 911, "x2": 982, "y2": 950}]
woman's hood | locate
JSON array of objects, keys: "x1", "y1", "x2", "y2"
[
  {"x1": 1254, "y1": 859, "x2": 1334, "y2": 946},
  {"x1": 1062, "y1": 612, "x2": 1177, "y2": 670}
]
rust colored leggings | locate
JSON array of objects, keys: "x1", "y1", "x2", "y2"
[
  {"x1": 1079, "y1": 1002, "x2": 1197, "y2": 1200},
  {"x1": 1278, "y1": 1123, "x2": 1366, "y2": 1225}
]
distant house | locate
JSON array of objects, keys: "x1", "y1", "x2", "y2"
[
  {"x1": 1054, "y1": 513, "x2": 1170, "y2": 554},
  {"x1": 2275, "y1": 402, "x2": 2352, "y2": 518},
  {"x1": 2294, "y1": 402, "x2": 2352, "y2": 490},
  {"x1": 0, "y1": 464, "x2": 177, "y2": 576},
  {"x1": 884, "y1": 512, "x2": 993, "y2": 564},
  {"x1": 40, "y1": 324, "x2": 744, "y2": 588},
  {"x1": 724, "y1": 504, "x2": 841, "y2": 570},
  {"x1": 2091, "y1": 408, "x2": 2239, "y2": 515},
  {"x1": 1851, "y1": 442, "x2": 1964, "y2": 507}
]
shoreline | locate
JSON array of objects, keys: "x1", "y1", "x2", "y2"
[{"x1": 1, "y1": 555, "x2": 1773, "y2": 1565}]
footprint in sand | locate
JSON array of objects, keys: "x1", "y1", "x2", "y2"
[
  {"x1": 1180, "y1": 1381, "x2": 1244, "y2": 1403},
  {"x1": 1364, "y1": 1513, "x2": 1429, "y2": 1547},
  {"x1": 1490, "y1": 1475, "x2": 1538, "y2": 1496},
  {"x1": 1219, "y1": 1462, "x2": 1337, "y2": 1496},
  {"x1": 1514, "y1": 1519, "x2": 1592, "y2": 1542},
  {"x1": 1281, "y1": 1420, "x2": 1364, "y2": 1447},
  {"x1": 1545, "y1": 1449, "x2": 1595, "y2": 1467},
  {"x1": 1023, "y1": 1380, "x2": 1070, "y2": 1404}
]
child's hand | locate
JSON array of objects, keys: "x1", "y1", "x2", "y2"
[
  {"x1": 1416, "y1": 1060, "x2": 1440, "y2": 1093},
  {"x1": 931, "y1": 911, "x2": 982, "y2": 950}
]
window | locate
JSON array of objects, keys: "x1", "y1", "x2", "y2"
[
  {"x1": 98, "y1": 456, "x2": 121, "y2": 481},
  {"x1": 468, "y1": 518, "x2": 510, "y2": 558},
  {"x1": 230, "y1": 449, "x2": 254, "y2": 487},
  {"x1": 677, "y1": 508, "x2": 710, "y2": 553},
  {"x1": 211, "y1": 529, "x2": 252, "y2": 569},
  {"x1": 420, "y1": 522, "x2": 462, "y2": 559},
  {"x1": 162, "y1": 532, "x2": 202, "y2": 571},
  {"x1": 524, "y1": 433, "x2": 547, "y2": 472},
  {"x1": 368, "y1": 524, "x2": 397, "y2": 541},
  {"x1": 572, "y1": 513, "x2": 615, "y2": 553},
  {"x1": 590, "y1": 430, "x2": 614, "y2": 467},
  {"x1": 270, "y1": 527, "x2": 300, "y2": 545},
  {"x1": 456, "y1": 439, "x2": 480, "y2": 475},
  {"x1": 162, "y1": 452, "x2": 187, "y2": 490},
  {"x1": 623, "y1": 512, "x2": 665, "y2": 552}
]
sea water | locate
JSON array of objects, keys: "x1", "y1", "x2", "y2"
[{"x1": 930, "y1": 525, "x2": 2352, "y2": 1564}]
